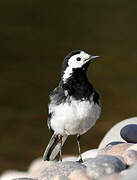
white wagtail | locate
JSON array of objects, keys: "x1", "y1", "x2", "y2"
[{"x1": 43, "y1": 50, "x2": 101, "y2": 162}]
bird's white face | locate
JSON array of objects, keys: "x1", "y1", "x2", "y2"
[
  {"x1": 62, "y1": 50, "x2": 99, "y2": 83},
  {"x1": 67, "y1": 51, "x2": 91, "y2": 69}
]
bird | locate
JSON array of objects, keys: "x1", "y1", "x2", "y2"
[{"x1": 43, "y1": 50, "x2": 101, "y2": 162}]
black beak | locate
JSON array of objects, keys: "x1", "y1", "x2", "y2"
[
  {"x1": 88, "y1": 55, "x2": 100, "y2": 61},
  {"x1": 83, "y1": 55, "x2": 100, "y2": 71}
]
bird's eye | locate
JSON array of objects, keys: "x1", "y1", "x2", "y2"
[{"x1": 76, "y1": 57, "x2": 81, "y2": 61}]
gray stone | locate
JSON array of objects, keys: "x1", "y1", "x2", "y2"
[
  {"x1": 54, "y1": 175, "x2": 70, "y2": 180},
  {"x1": 99, "y1": 117, "x2": 137, "y2": 148},
  {"x1": 98, "y1": 143, "x2": 133, "y2": 157},
  {"x1": 12, "y1": 178, "x2": 38, "y2": 180},
  {"x1": 0, "y1": 170, "x2": 30, "y2": 180},
  {"x1": 106, "y1": 141, "x2": 125, "y2": 147},
  {"x1": 122, "y1": 150, "x2": 137, "y2": 166},
  {"x1": 39, "y1": 161, "x2": 86, "y2": 180},
  {"x1": 128, "y1": 144, "x2": 137, "y2": 151},
  {"x1": 120, "y1": 124, "x2": 137, "y2": 143},
  {"x1": 121, "y1": 162, "x2": 137, "y2": 180},
  {"x1": 77, "y1": 149, "x2": 98, "y2": 161},
  {"x1": 62, "y1": 155, "x2": 78, "y2": 162},
  {"x1": 69, "y1": 169, "x2": 90, "y2": 180},
  {"x1": 99, "y1": 173, "x2": 121, "y2": 180},
  {"x1": 86, "y1": 155, "x2": 126, "y2": 180},
  {"x1": 28, "y1": 159, "x2": 55, "y2": 177}
]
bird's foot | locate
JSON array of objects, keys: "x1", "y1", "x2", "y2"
[{"x1": 77, "y1": 158, "x2": 83, "y2": 163}]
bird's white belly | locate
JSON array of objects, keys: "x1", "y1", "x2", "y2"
[{"x1": 50, "y1": 99, "x2": 101, "y2": 135}]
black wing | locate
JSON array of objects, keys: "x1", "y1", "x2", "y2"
[
  {"x1": 49, "y1": 86, "x2": 67, "y2": 105},
  {"x1": 47, "y1": 112, "x2": 54, "y2": 134}
]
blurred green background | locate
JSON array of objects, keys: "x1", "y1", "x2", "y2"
[{"x1": 0, "y1": 0, "x2": 137, "y2": 172}]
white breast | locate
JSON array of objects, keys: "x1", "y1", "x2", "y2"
[{"x1": 49, "y1": 98, "x2": 101, "y2": 135}]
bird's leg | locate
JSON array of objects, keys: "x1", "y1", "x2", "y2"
[
  {"x1": 76, "y1": 134, "x2": 83, "y2": 162},
  {"x1": 58, "y1": 135, "x2": 62, "y2": 161}
]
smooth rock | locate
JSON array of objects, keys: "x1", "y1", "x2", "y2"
[
  {"x1": 99, "y1": 117, "x2": 137, "y2": 148},
  {"x1": 121, "y1": 162, "x2": 137, "y2": 180},
  {"x1": 99, "y1": 173, "x2": 121, "y2": 180},
  {"x1": 69, "y1": 169, "x2": 90, "y2": 180},
  {"x1": 86, "y1": 155, "x2": 125, "y2": 180},
  {"x1": 0, "y1": 170, "x2": 30, "y2": 180},
  {"x1": 77, "y1": 149, "x2": 98, "y2": 161},
  {"x1": 54, "y1": 175, "x2": 70, "y2": 180},
  {"x1": 122, "y1": 150, "x2": 137, "y2": 166},
  {"x1": 127, "y1": 143, "x2": 137, "y2": 151},
  {"x1": 39, "y1": 161, "x2": 86, "y2": 180},
  {"x1": 120, "y1": 169, "x2": 129, "y2": 176},
  {"x1": 120, "y1": 124, "x2": 137, "y2": 143},
  {"x1": 106, "y1": 141, "x2": 125, "y2": 147},
  {"x1": 62, "y1": 155, "x2": 78, "y2": 162},
  {"x1": 98, "y1": 143, "x2": 133, "y2": 156},
  {"x1": 28, "y1": 158, "x2": 55, "y2": 178},
  {"x1": 13, "y1": 179, "x2": 37, "y2": 180}
]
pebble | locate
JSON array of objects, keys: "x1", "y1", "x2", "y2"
[
  {"x1": 28, "y1": 158, "x2": 55, "y2": 178},
  {"x1": 69, "y1": 169, "x2": 90, "y2": 180},
  {"x1": 98, "y1": 143, "x2": 133, "y2": 156},
  {"x1": 127, "y1": 143, "x2": 137, "y2": 151},
  {"x1": 86, "y1": 155, "x2": 125, "y2": 180},
  {"x1": 122, "y1": 150, "x2": 137, "y2": 166},
  {"x1": 99, "y1": 173, "x2": 121, "y2": 180},
  {"x1": 99, "y1": 117, "x2": 137, "y2": 148},
  {"x1": 12, "y1": 178, "x2": 37, "y2": 180},
  {"x1": 39, "y1": 161, "x2": 86, "y2": 180},
  {"x1": 120, "y1": 162, "x2": 137, "y2": 180},
  {"x1": 62, "y1": 155, "x2": 78, "y2": 162},
  {"x1": 54, "y1": 175, "x2": 70, "y2": 180},
  {"x1": 120, "y1": 124, "x2": 137, "y2": 143},
  {"x1": 0, "y1": 170, "x2": 30, "y2": 180},
  {"x1": 120, "y1": 169, "x2": 128, "y2": 176},
  {"x1": 106, "y1": 141, "x2": 125, "y2": 147},
  {"x1": 77, "y1": 149, "x2": 98, "y2": 161}
]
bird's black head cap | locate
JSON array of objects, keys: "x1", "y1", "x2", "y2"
[{"x1": 62, "y1": 50, "x2": 81, "y2": 74}]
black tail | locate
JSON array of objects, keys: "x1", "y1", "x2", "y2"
[
  {"x1": 43, "y1": 133, "x2": 68, "y2": 161},
  {"x1": 43, "y1": 133, "x2": 58, "y2": 161}
]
